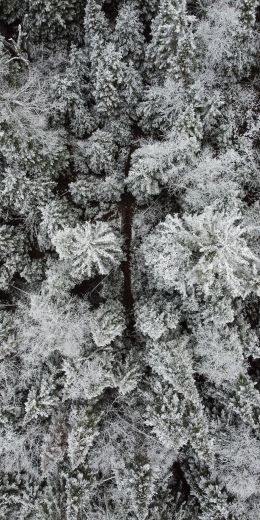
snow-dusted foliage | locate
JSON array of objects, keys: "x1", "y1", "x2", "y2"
[
  {"x1": 0, "y1": 0, "x2": 259, "y2": 518},
  {"x1": 52, "y1": 221, "x2": 122, "y2": 280},
  {"x1": 143, "y1": 208, "x2": 260, "y2": 297}
]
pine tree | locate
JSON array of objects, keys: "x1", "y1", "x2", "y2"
[
  {"x1": 214, "y1": 424, "x2": 260, "y2": 500},
  {"x1": 24, "y1": 0, "x2": 86, "y2": 46},
  {"x1": 145, "y1": 337, "x2": 210, "y2": 458},
  {"x1": 239, "y1": 0, "x2": 258, "y2": 28},
  {"x1": 93, "y1": 43, "x2": 126, "y2": 119},
  {"x1": 18, "y1": 291, "x2": 90, "y2": 361},
  {"x1": 0, "y1": 0, "x2": 259, "y2": 518},
  {"x1": 52, "y1": 221, "x2": 122, "y2": 281},
  {"x1": 0, "y1": 225, "x2": 28, "y2": 289},
  {"x1": 147, "y1": 0, "x2": 192, "y2": 80},
  {"x1": 113, "y1": 3, "x2": 145, "y2": 64},
  {"x1": 49, "y1": 45, "x2": 94, "y2": 137},
  {"x1": 84, "y1": 0, "x2": 110, "y2": 71},
  {"x1": 143, "y1": 207, "x2": 260, "y2": 298},
  {"x1": 0, "y1": 0, "x2": 24, "y2": 24},
  {"x1": 90, "y1": 300, "x2": 125, "y2": 347},
  {"x1": 193, "y1": 323, "x2": 245, "y2": 386}
]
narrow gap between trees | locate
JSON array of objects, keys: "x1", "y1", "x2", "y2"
[{"x1": 119, "y1": 146, "x2": 136, "y2": 338}]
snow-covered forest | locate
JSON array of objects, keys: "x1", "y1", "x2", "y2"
[{"x1": 0, "y1": 0, "x2": 259, "y2": 518}]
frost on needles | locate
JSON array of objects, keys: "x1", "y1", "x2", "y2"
[{"x1": 0, "y1": 1, "x2": 260, "y2": 519}]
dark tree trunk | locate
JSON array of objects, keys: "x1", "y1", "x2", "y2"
[{"x1": 119, "y1": 147, "x2": 136, "y2": 337}]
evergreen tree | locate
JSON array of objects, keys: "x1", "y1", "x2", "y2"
[
  {"x1": 24, "y1": 0, "x2": 86, "y2": 46},
  {"x1": 143, "y1": 207, "x2": 260, "y2": 298},
  {"x1": 52, "y1": 221, "x2": 122, "y2": 281},
  {"x1": 147, "y1": 0, "x2": 194, "y2": 80},
  {"x1": 0, "y1": 0, "x2": 259, "y2": 518}
]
